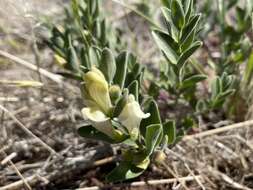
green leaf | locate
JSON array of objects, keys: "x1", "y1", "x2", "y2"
[
  {"x1": 185, "y1": 0, "x2": 193, "y2": 22},
  {"x1": 171, "y1": 0, "x2": 185, "y2": 29},
  {"x1": 127, "y1": 53, "x2": 138, "y2": 71},
  {"x1": 211, "y1": 77, "x2": 222, "y2": 100},
  {"x1": 183, "y1": 0, "x2": 192, "y2": 14},
  {"x1": 100, "y1": 19, "x2": 107, "y2": 46},
  {"x1": 161, "y1": 7, "x2": 178, "y2": 40},
  {"x1": 66, "y1": 35, "x2": 80, "y2": 72},
  {"x1": 246, "y1": 0, "x2": 253, "y2": 18},
  {"x1": 180, "y1": 74, "x2": 207, "y2": 89},
  {"x1": 221, "y1": 73, "x2": 235, "y2": 90},
  {"x1": 145, "y1": 124, "x2": 163, "y2": 156},
  {"x1": 113, "y1": 89, "x2": 128, "y2": 117},
  {"x1": 106, "y1": 162, "x2": 145, "y2": 182},
  {"x1": 114, "y1": 51, "x2": 128, "y2": 89},
  {"x1": 46, "y1": 39, "x2": 65, "y2": 58},
  {"x1": 88, "y1": 47, "x2": 99, "y2": 68},
  {"x1": 163, "y1": 120, "x2": 176, "y2": 144},
  {"x1": 161, "y1": 0, "x2": 171, "y2": 7},
  {"x1": 91, "y1": 0, "x2": 99, "y2": 18},
  {"x1": 196, "y1": 100, "x2": 209, "y2": 113},
  {"x1": 52, "y1": 26, "x2": 64, "y2": 39},
  {"x1": 128, "y1": 80, "x2": 139, "y2": 102},
  {"x1": 180, "y1": 14, "x2": 201, "y2": 50},
  {"x1": 217, "y1": 0, "x2": 225, "y2": 28},
  {"x1": 177, "y1": 41, "x2": 202, "y2": 67},
  {"x1": 244, "y1": 51, "x2": 253, "y2": 84},
  {"x1": 152, "y1": 30, "x2": 178, "y2": 64},
  {"x1": 140, "y1": 100, "x2": 162, "y2": 136},
  {"x1": 211, "y1": 89, "x2": 235, "y2": 109},
  {"x1": 80, "y1": 47, "x2": 89, "y2": 69},
  {"x1": 71, "y1": 0, "x2": 79, "y2": 21},
  {"x1": 148, "y1": 82, "x2": 160, "y2": 99},
  {"x1": 78, "y1": 126, "x2": 115, "y2": 143},
  {"x1": 125, "y1": 63, "x2": 144, "y2": 87},
  {"x1": 218, "y1": 89, "x2": 235, "y2": 100},
  {"x1": 99, "y1": 48, "x2": 116, "y2": 84},
  {"x1": 181, "y1": 31, "x2": 195, "y2": 52},
  {"x1": 182, "y1": 117, "x2": 195, "y2": 130},
  {"x1": 51, "y1": 35, "x2": 64, "y2": 50}
]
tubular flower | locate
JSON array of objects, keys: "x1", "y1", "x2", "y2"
[
  {"x1": 81, "y1": 67, "x2": 115, "y2": 138},
  {"x1": 83, "y1": 67, "x2": 112, "y2": 114},
  {"x1": 118, "y1": 95, "x2": 150, "y2": 139}
]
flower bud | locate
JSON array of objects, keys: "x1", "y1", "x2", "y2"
[
  {"x1": 109, "y1": 85, "x2": 121, "y2": 103},
  {"x1": 83, "y1": 67, "x2": 112, "y2": 114},
  {"x1": 54, "y1": 54, "x2": 66, "y2": 67},
  {"x1": 153, "y1": 151, "x2": 166, "y2": 164},
  {"x1": 112, "y1": 129, "x2": 125, "y2": 142}
]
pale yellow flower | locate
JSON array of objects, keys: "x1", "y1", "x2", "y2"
[
  {"x1": 54, "y1": 54, "x2": 66, "y2": 67},
  {"x1": 83, "y1": 67, "x2": 112, "y2": 114},
  {"x1": 81, "y1": 67, "x2": 116, "y2": 138}
]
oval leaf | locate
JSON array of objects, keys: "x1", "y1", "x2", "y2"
[
  {"x1": 106, "y1": 162, "x2": 145, "y2": 182},
  {"x1": 177, "y1": 41, "x2": 202, "y2": 67},
  {"x1": 145, "y1": 124, "x2": 163, "y2": 156},
  {"x1": 152, "y1": 30, "x2": 178, "y2": 64},
  {"x1": 180, "y1": 74, "x2": 207, "y2": 89},
  {"x1": 114, "y1": 51, "x2": 128, "y2": 89},
  {"x1": 171, "y1": 0, "x2": 185, "y2": 29},
  {"x1": 163, "y1": 120, "x2": 176, "y2": 144},
  {"x1": 99, "y1": 48, "x2": 116, "y2": 83}
]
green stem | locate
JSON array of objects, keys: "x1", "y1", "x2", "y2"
[
  {"x1": 72, "y1": 0, "x2": 90, "y2": 48},
  {"x1": 216, "y1": 0, "x2": 227, "y2": 72}
]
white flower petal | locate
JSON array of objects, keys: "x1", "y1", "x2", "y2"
[
  {"x1": 118, "y1": 95, "x2": 150, "y2": 138},
  {"x1": 82, "y1": 107, "x2": 108, "y2": 122},
  {"x1": 82, "y1": 107, "x2": 114, "y2": 138}
]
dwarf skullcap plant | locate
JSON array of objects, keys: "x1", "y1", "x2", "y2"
[
  {"x1": 45, "y1": 0, "x2": 240, "y2": 182},
  {"x1": 45, "y1": 0, "x2": 123, "y2": 81},
  {"x1": 77, "y1": 49, "x2": 176, "y2": 182},
  {"x1": 46, "y1": 0, "x2": 177, "y2": 178},
  {"x1": 152, "y1": 0, "x2": 206, "y2": 98},
  {"x1": 150, "y1": 0, "x2": 236, "y2": 117},
  {"x1": 47, "y1": 8, "x2": 176, "y2": 179}
]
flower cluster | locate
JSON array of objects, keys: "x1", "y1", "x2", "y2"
[
  {"x1": 81, "y1": 67, "x2": 150, "y2": 141},
  {"x1": 46, "y1": 0, "x2": 179, "y2": 182}
]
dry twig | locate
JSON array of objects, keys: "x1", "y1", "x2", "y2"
[
  {"x1": 0, "y1": 175, "x2": 37, "y2": 190},
  {"x1": 161, "y1": 162, "x2": 191, "y2": 190},
  {"x1": 0, "y1": 150, "x2": 32, "y2": 190},
  {"x1": 0, "y1": 50, "x2": 63, "y2": 84},
  {"x1": 76, "y1": 176, "x2": 202, "y2": 190},
  {"x1": 0, "y1": 104, "x2": 58, "y2": 156},
  {"x1": 184, "y1": 120, "x2": 253, "y2": 140},
  {"x1": 207, "y1": 166, "x2": 253, "y2": 190}
]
